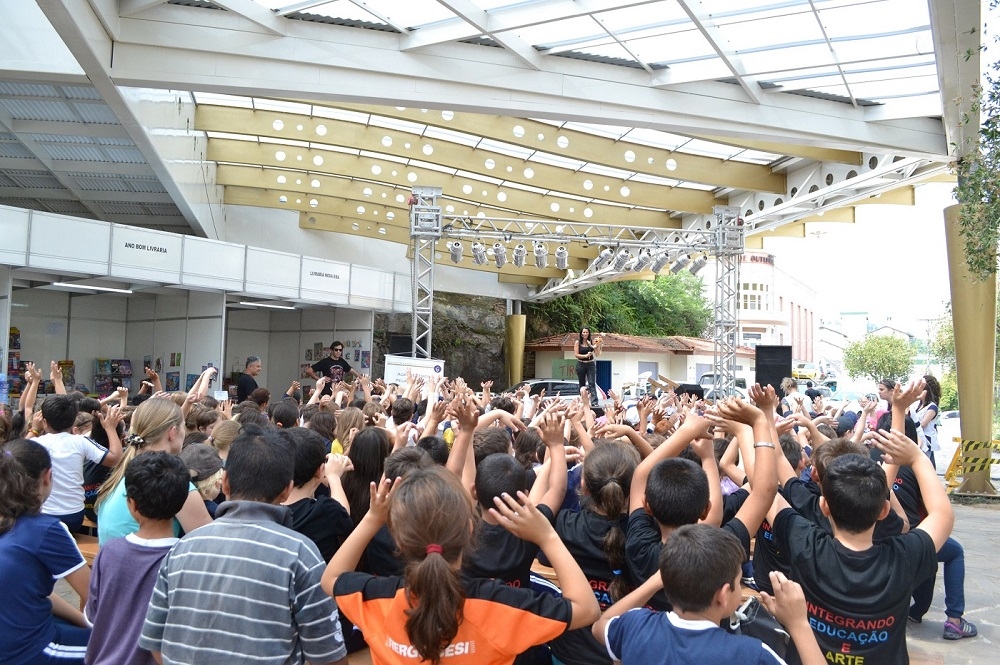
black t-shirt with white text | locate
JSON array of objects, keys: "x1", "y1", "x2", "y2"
[
  {"x1": 550, "y1": 510, "x2": 631, "y2": 665},
  {"x1": 773, "y1": 507, "x2": 936, "y2": 665}
]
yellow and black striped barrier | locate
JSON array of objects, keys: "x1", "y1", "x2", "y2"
[{"x1": 945, "y1": 438, "x2": 1000, "y2": 492}]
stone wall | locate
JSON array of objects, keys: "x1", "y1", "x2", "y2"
[{"x1": 372, "y1": 293, "x2": 510, "y2": 387}]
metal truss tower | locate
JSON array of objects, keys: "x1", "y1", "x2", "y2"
[
  {"x1": 408, "y1": 186, "x2": 443, "y2": 359},
  {"x1": 710, "y1": 206, "x2": 745, "y2": 398}
]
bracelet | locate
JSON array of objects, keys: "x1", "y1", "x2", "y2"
[
  {"x1": 754, "y1": 442, "x2": 776, "y2": 449},
  {"x1": 29, "y1": 429, "x2": 42, "y2": 437}
]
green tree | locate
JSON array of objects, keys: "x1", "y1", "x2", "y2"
[
  {"x1": 525, "y1": 272, "x2": 712, "y2": 339},
  {"x1": 843, "y1": 335, "x2": 915, "y2": 382}
]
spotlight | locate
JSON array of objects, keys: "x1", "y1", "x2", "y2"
[
  {"x1": 632, "y1": 249, "x2": 652, "y2": 272},
  {"x1": 650, "y1": 252, "x2": 671, "y2": 273},
  {"x1": 448, "y1": 241, "x2": 463, "y2": 264},
  {"x1": 512, "y1": 243, "x2": 527, "y2": 268},
  {"x1": 593, "y1": 247, "x2": 614, "y2": 269},
  {"x1": 670, "y1": 256, "x2": 691, "y2": 274},
  {"x1": 472, "y1": 242, "x2": 488, "y2": 265},
  {"x1": 493, "y1": 242, "x2": 507, "y2": 268},
  {"x1": 689, "y1": 256, "x2": 708, "y2": 275},
  {"x1": 533, "y1": 242, "x2": 548, "y2": 269},
  {"x1": 612, "y1": 249, "x2": 632, "y2": 272},
  {"x1": 555, "y1": 245, "x2": 569, "y2": 270}
]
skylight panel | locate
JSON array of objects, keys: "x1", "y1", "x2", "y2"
[
  {"x1": 628, "y1": 173, "x2": 683, "y2": 187},
  {"x1": 839, "y1": 76, "x2": 940, "y2": 99},
  {"x1": 619, "y1": 128, "x2": 689, "y2": 151},
  {"x1": 818, "y1": 0, "x2": 929, "y2": 40},
  {"x1": 518, "y1": 17, "x2": 603, "y2": 50},
  {"x1": 731, "y1": 149, "x2": 783, "y2": 164},
  {"x1": 562, "y1": 122, "x2": 630, "y2": 140},
  {"x1": 288, "y1": 1, "x2": 374, "y2": 22},
  {"x1": 578, "y1": 162, "x2": 635, "y2": 179},
  {"x1": 718, "y1": 13, "x2": 825, "y2": 51},
  {"x1": 740, "y1": 43, "x2": 835, "y2": 76},
  {"x1": 624, "y1": 30, "x2": 717, "y2": 64},
  {"x1": 454, "y1": 170, "x2": 503, "y2": 186},
  {"x1": 832, "y1": 32, "x2": 930, "y2": 63},
  {"x1": 673, "y1": 139, "x2": 742, "y2": 160},
  {"x1": 422, "y1": 125, "x2": 481, "y2": 147},
  {"x1": 367, "y1": 115, "x2": 425, "y2": 135},
  {"x1": 310, "y1": 106, "x2": 370, "y2": 124},
  {"x1": 656, "y1": 58, "x2": 730, "y2": 81},
  {"x1": 528, "y1": 152, "x2": 585, "y2": 170},
  {"x1": 194, "y1": 92, "x2": 254, "y2": 108},
  {"x1": 358, "y1": 0, "x2": 457, "y2": 28},
  {"x1": 843, "y1": 64, "x2": 937, "y2": 85},
  {"x1": 597, "y1": 2, "x2": 689, "y2": 32},
  {"x1": 253, "y1": 99, "x2": 312, "y2": 114},
  {"x1": 477, "y1": 138, "x2": 534, "y2": 160}
]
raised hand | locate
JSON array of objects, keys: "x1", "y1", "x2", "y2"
[
  {"x1": 760, "y1": 572, "x2": 810, "y2": 633},
  {"x1": 100, "y1": 404, "x2": 125, "y2": 430},
  {"x1": 325, "y1": 453, "x2": 354, "y2": 478},
  {"x1": 538, "y1": 410, "x2": 566, "y2": 446},
  {"x1": 715, "y1": 396, "x2": 766, "y2": 426},
  {"x1": 366, "y1": 476, "x2": 399, "y2": 526},
  {"x1": 748, "y1": 383, "x2": 778, "y2": 413},
  {"x1": 871, "y1": 428, "x2": 921, "y2": 467},
  {"x1": 490, "y1": 491, "x2": 557, "y2": 546},
  {"x1": 892, "y1": 379, "x2": 926, "y2": 409}
]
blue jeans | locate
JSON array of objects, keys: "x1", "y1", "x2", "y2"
[
  {"x1": 576, "y1": 362, "x2": 597, "y2": 404},
  {"x1": 910, "y1": 536, "x2": 965, "y2": 620}
]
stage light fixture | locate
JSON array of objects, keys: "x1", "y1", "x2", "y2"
[
  {"x1": 555, "y1": 245, "x2": 569, "y2": 270},
  {"x1": 448, "y1": 241, "x2": 463, "y2": 264},
  {"x1": 593, "y1": 247, "x2": 614, "y2": 269},
  {"x1": 612, "y1": 249, "x2": 632, "y2": 272},
  {"x1": 632, "y1": 249, "x2": 652, "y2": 272},
  {"x1": 493, "y1": 242, "x2": 508, "y2": 268},
  {"x1": 533, "y1": 242, "x2": 548, "y2": 269},
  {"x1": 471, "y1": 242, "x2": 488, "y2": 265},
  {"x1": 512, "y1": 243, "x2": 527, "y2": 267},
  {"x1": 689, "y1": 256, "x2": 708, "y2": 275},
  {"x1": 650, "y1": 252, "x2": 672, "y2": 273},
  {"x1": 670, "y1": 256, "x2": 691, "y2": 274}
]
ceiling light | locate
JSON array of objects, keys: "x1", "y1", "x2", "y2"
[
  {"x1": 593, "y1": 247, "x2": 614, "y2": 269},
  {"x1": 650, "y1": 252, "x2": 672, "y2": 273},
  {"x1": 555, "y1": 245, "x2": 569, "y2": 270},
  {"x1": 238, "y1": 301, "x2": 296, "y2": 310},
  {"x1": 493, "y1": 242, "x2": 507, "y2": 268},
  {"x1": 533, "y1": 242, "x2": 548, "y2": 269},
  {"x1": 448, "y1": 241, "x2": 463, "y2": 264},
  {"x1": 512, "y1": 243, "x2": 527, "y2": 268},
  {"x1": 471, "y1": 242, "x2": 488, "y2": 265},
  {"x1": 612, "y1": 249, "x2": 632, "y2": 272},
  {"x1": 689, "y1": 256, "x2": 708, "y2": 275},
  {"x1": 632, "y1": 249, "x2": 652, "y2": 272},
  {"x1": 670, "y1": 256, "x2": 691, "y2": 274},
  {"x1": 52, "y1": 282, "x2": 133, "y2": 294}
]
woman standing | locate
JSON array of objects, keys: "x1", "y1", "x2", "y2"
[
  {"x1": 913, "y1": 375, "x2": 942, "y2": 468},
  {"x1": 574, "y1": 327, "x2": 602, "y2": 407}
]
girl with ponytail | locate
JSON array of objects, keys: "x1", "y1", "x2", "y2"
[
  {"x1": 550, "y1": 441, "x2": 641, "y2": 665},
  {"x1": 95, "y1": 398, "x2": 212, "y2": 544},
  {"x1": 322, "y1": 466, "x2": 600, "y2": 665},
  {"x1": 0, "y1": 439, "x2": 91, "y2": 664}
]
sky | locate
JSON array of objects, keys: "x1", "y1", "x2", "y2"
[{"x1": 764, "y1": 182, "x2": 956, "y2": 342}]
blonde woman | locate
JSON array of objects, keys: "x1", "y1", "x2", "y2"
[
  {"x1": 95, "y1": 398, "x2": 212, "y2": 544},
  {"x1": 779, "y1": 377, "x2": 809, "y2": 416},
  {"x1": 333, "y1": 406, "x2": 365, "y2": 455},
  {"x1": 207, "y1": 419, "x2": 240, "y2": 460}
]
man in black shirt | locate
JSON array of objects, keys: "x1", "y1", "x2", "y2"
[
  {"x1": 236, "y1": 355, "x2": 262, "y2": 403},
  {"x1": 306, "y1": 341, "x2": 360, "y2": 396}
]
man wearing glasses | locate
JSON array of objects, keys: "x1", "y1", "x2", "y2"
[{"x1": 306, "y1": 341, "x2": 361, "y2": 396}]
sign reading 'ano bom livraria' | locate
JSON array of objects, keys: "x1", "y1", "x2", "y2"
[{"x1": 111, "y1": 226, "x2": 183, "y2": 281}]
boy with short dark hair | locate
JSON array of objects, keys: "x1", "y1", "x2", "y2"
[
  {"x1": 85, "y1": 452, "x2": 190, "y2": 665},
  {"x1": 625, "y1": 389, "x2": 779, "y2": 610},
  {"x1": 140, "y1": 430, "x2": 348, "y2": 665},
  {"x1": 594, "y1": 524, "x2": 824, "y2": 664},
  {"x1": 768, "y1": 381, "x2": 951, "y2": 665}
]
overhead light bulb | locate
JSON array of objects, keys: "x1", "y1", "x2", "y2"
[
  {"x1": 650, "y1": 252, "x2": 671, "y2": 273},
  {"x1": 471, "y1": 242, "x2": 488, "y2": 265},
  {"x1": 670, "y1": 256, "x2": 691, "y2": 274},
  {"x1": 593, "y1": 247, "x2": 614, "y2": 269},
  {"x1": 555, "y1": 245, "x2": 569, "y2": 270},
  {"x1": 612, "y1": 249, "x2": 632, "y2": 271},
  {"x1": 512, "y1": 243, "x2": 527, "y2": 267},
  {"x1": 533, "y1": 242, "x2": 548, "y2": 269},
  {"x1": 448, "y1": 241, "x2": 463, "y2": 264},
  {"x1": 493, "y1": 242, "x2": 507, "y2": 268},
  {"x1": 689, "y1": 256, "x2": 708, "y2": 275},
  {"x1": 632, "y1": 249, "x2": 652, "y2": 272}
]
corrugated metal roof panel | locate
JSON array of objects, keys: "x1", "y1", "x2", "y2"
[
  {"x1": 0, "y1": 99, "x2": 76, "y2": 122},
  {"x1": 27, "y1": 133, "x2": 94, "y2": 144},
  {"x1": 40, "y1": 144, "x2": 107, "y2": 161},
  {"x1": 0, "y1": 82, "x2": 59, "y2": 97},
  {"x1": 103, "y1": 147, "x2": 146, "y2": 164},
  {"x1": 60, "y1": 85, "x2": 102, "y2": 100},
  {"x1": 95, "y1": 137, "x2": 135, "y2": 146},
  {"x1": 95, "y1": 202, "x2": 146, "y2": 215},
  {"x1": 0, "y1": 173, "x2": 16, "y2": 187},
  {"x1": 72, "y1": 176, "x2": 129, "y2": 192},
  {"x1": 0, "y1": 143, "x2": 34, "y2": 159},
  {"x1": 0, "y1": 132, "x2": 16, "y2": 141},
  {"x1": 143, "y1": 203, "x2": 184, "y2": 216},
  {"x1": 73, "y1": 103, "x2": 120, "y2": 124},
  {"x1": 123, "y1": 179, "x2": 166, "y2": 193},
  {"x1": 8, "y1": 174, "x2": 63, "y2": 189},
  {"x1": 42, "y1": 200, "x2": 93, "y2": 214}
]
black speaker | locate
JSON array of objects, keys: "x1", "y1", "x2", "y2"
[
  {"x1": 755, "y1": 345, "x2": 792, "y2": 398},
  {"x1": 388, "y1": 334, "x2": 413, "y2": 356}
]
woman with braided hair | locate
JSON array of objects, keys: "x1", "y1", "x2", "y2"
[{"x1": 95, "y1": 398, "x2": 212, "y2": 544}]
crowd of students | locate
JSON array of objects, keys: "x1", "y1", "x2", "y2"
[{"x1": 0, "y1": 353, "x2": 972, "y2": 665}]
